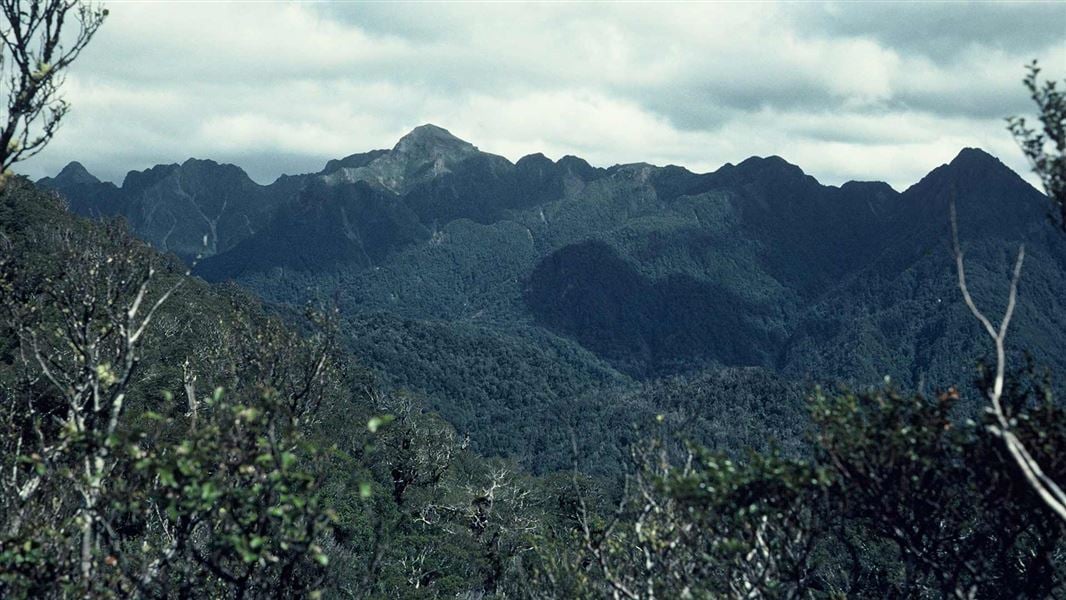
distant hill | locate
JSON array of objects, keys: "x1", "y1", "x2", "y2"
[{"x1": 41, "y1": 126, "x2": 1066, "y2": 468}]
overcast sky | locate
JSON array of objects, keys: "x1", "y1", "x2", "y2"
[{"x1": 18, "y1": 1, "x2": 1066, "y2": 190}]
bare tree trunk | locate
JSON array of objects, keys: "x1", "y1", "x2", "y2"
[
  {"x1": 184, "y1": 358, "x2": 198, "y2": 431},
  {"x1": 80, "y1": 507, "x2": 94, "y2": 583},
  {"x1": 951, "y1": 201, "x2": 1066, "y2": 522}
]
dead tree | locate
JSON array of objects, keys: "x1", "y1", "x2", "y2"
[{"x1": 950, "y1": 202, "x2": 1066, "y2": 521}]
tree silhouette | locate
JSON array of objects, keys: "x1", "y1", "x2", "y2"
[
  {"x1": 0, "y1": 0, "x2": 106, "y2": 181},
  {"x1": 1008, "y1": 60, "x2": 1065, "y2": 231}
]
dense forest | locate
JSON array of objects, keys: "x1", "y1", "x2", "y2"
[
  {"x1": 6, "y1": 166, "x2": 1065, "y2": 598},
  {"x1": 1, "y1": 0, "x2": 1065, "y2": 596},
  {"x1": 42, "y1": 127, "x2": 1066, "y2": 475}
]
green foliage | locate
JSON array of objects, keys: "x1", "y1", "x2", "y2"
[
  {"x1": 338, "y1": 314, "x2": 628, "y2": 470},
  {"x1": 0, "y1": 181, "x2": 345, "y2": 597},
  {"x1": 0, "y1": 181, "x2": 589, "y2": 598},
  {"x1": 561, "y1": 367, "x2": 812, "y2": 478},
  {"x1": 9, "y1": 64, "x2": 1066, "y2": 597},
  {"x1": 0, "y1": 0, "x2": 106, "y2": 176},
  {"x1": 1008, "y1": 60, "x2": 1066, "y2": 231},
  {"x1": 525, "y1": 379, "x2": 1066, "y2": 598},
  {"x1": 112, "y1": 389, "x2": 335, "y2": 597},
  {"x1": 525, "y1": 239, "x2": 785, "y2": 377},
  {"x1": 45, "y1": 124, "x2": 1066, "y2": 474}
]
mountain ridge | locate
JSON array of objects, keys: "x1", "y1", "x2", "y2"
[
  {"x1": 47, "y1": 124, "x2": 1008, "y2": 192},
  {"x1": 39, "y1": 126, "x2": 1062, "y2": 389},
  {"x1": 34, "y1": 126, "x2": 1066, "y2": 470}
]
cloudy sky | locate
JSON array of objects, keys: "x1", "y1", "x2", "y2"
[{"x1": 18, "y1": 1, "x2": 1066, "y2": 190}]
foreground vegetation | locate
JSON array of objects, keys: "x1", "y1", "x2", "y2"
[
  {"x1": 1, "y1": 177, "x2": 1063, "y2": 598},
  {"x1": 0, "y1": 0, "x2": 1063, "y2": 593}
]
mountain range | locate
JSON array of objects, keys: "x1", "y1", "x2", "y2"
[{"x1": 39, "y1": 125, "x2": 1066, "y2": 471}]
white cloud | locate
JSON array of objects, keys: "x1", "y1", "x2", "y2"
[{"x1": 17, "y1": 2, "x2": 1066, "y2": 190}]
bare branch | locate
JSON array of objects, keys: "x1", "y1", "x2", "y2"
[
  {"x1": 0, "y1": 0, "x2": 107, "y2": 178},
  {"x1": 950, "y1": 199, "x2": 1066, "y2": 522}
]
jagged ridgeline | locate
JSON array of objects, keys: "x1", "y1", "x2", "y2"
[{"x1": 42, "y1": 125, "x2": 1066, "y2": 471}]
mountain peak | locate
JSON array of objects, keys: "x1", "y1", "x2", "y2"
[
  {"x1": 181, "y1": 157, "x2": 220, "y2": 169},
  {"x1": 735, "y1": 155, "x2": 803, "y2": 174},
  {"x1": 322, "y1": 125, "x2": 481, "y2": 193},
  {"x1": 393, "y1": 124, "x2": 478, "y2": 156},
  {"x1": 901, "y1": 148, "x2": 1043, "y2": 233},
  {"x1": 948, "y1": 147, "x2": 1002, "y2": 170},
  {"x1": 53, "y1": 161, "x2": 100, "y2": 186},
  {"x1": 714, "y1": 155, "x2": 813, "y2": 188},
  {"x1": 908, "y1": 147, "x2": 1020, "y2": 194},
  {"x1": 401, "y1": 123, "x2": 457, "y2": 138}
]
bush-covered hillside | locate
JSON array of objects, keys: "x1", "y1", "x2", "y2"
[
  {"x1": 6, "y1": 178, "x2": 1064, "y2": 598},
  {"x1": 44, "y1": 128, "x2": 1066, "y2": 470}
]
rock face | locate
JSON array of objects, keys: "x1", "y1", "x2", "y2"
[
  {"x1": 121, "y1": 159, "x2": 283, "y2": 258},
  {"x1": 41, "y1": 158, "x2": 285, "y2": 259},
  {"x1": 321, "y1": 124, "x2": 482, "y2": 193},
  {"x1": 41, "y1": 125, "x2": 497, "y2": 259},
  {"x1": 41, "y1": 129, "x2": 1066, "y2": 388}
]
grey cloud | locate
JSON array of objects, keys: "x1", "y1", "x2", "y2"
[
  {"x1": 894, "y1": 86, "x2": 1031, "y2": 121},
  {"x1": 16, "y1": 3, "x2": 1063, "y2": 191},
  {"x1": 208, "y1": 151, "x2": 335, "y2": 185},
  {"x1": 792, "y1": 3, "x2": 1066, "y2": 63}
]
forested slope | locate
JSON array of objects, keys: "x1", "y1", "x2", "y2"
[
  {"x1": 41, "y1": 126, "x2": 1066, "y2": 471},
  {"x1": 16, "y1": 125, "x2": 1066, "y2": 597},
  {"x1": 0, "y1": 179, "x2": 589, "y2": 596}
]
